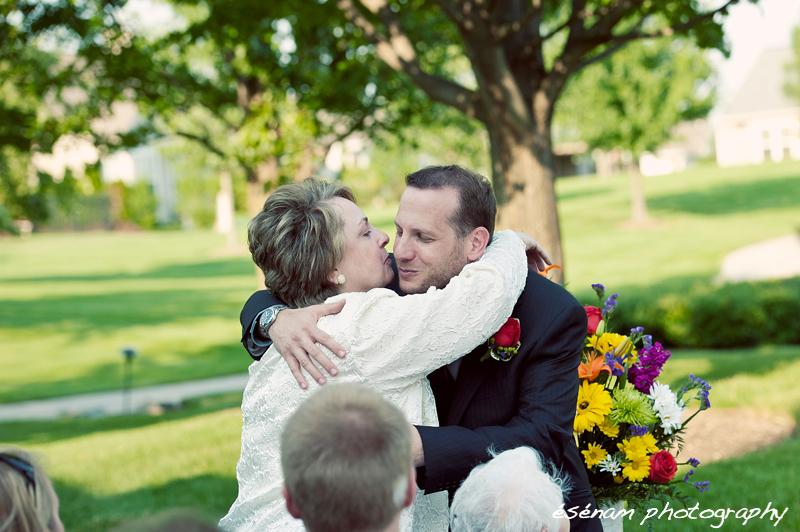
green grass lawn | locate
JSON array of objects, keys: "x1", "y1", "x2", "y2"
[
  {"x1": 3, "y1": 347, "x2": 798, "y2": 532},
  {"x1": 0, "y1": 230, "x2": 256, "y2": 403},
  {"x1": 365, "y1": 160, "x2": 800, "y2": 294},
  {"x1": 2, "y1": 160, "x2": 799, "y2": 402},
  {"x1": 2, "y1": 156, "x2": 799, "y2": 530}
]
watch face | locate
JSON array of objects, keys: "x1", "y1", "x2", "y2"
[{"x1": 260, "y1": 309, "x2": 274, "y2": 330}]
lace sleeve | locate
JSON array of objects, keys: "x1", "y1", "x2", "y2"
[{"x1": 321, "y1": 230, "x2": 528, "y2": 391}]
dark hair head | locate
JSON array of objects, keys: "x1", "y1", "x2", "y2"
[{"x1": 405, "y1": 165, "x2": 496, "y2": 239}]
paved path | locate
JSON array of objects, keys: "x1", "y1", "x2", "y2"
[
  {"x1": 0, "y1": 374, "x2": 249, "y2": 422},
  {"x1": 718, "y1": 233, "x2": 800, "y2": 282}
]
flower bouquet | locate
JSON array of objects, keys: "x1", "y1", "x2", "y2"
[{"x1": 575, "y1": 284, "x2": 712, "y2": 528}]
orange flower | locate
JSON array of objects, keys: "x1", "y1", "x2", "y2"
[{"x1": 579, "y1": 351, "x2": 612, "y2": 382}]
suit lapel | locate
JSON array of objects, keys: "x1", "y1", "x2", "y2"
[{"x1": 447, "y1": 343, "x2": 489, "y2": 426}]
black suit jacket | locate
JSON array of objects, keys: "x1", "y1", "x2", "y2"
[
  {"x1": 239, "y1": 256, "x2": 601, "y2": 531},
  {"x1": 416, "y1": 270, "x2": 601, "y2": 531}
]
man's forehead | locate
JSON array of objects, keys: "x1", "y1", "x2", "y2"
[{"x1": 396, "y1": 187, "x2": 458, "y2": 225}]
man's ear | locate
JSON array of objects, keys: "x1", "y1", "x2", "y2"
[
  {"x1": 282, "y1": 484, "x2": 303, "y2": 519},
  {"x1": 403, "y1": 468, "x2": 417, "y2": 509},
  {"x1": 464, "y1": 226, "x2": 491, "y2": 262}
]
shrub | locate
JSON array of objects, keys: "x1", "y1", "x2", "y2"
[
  {"x1": 606, "y1": 278, "x2": 800, "y2": 349},
  {"x1": 120, "y1": 181, "x2": 158, "y2": 229}
]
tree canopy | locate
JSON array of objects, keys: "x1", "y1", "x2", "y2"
[{"x1": 312, "y1": 0, "x2": 757, "y2": 278}]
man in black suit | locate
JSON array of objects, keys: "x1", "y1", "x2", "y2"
[{"x1": 240, "y1": 165, "x2": 601, "y2": 531}]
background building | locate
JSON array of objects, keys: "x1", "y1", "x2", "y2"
[{"x1": 714, "y1": 47, "x2": 800, "y2": 167}]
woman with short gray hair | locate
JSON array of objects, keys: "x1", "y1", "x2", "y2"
[
  {"x1": 222, "y1": 177, "x2": 534, "y2": 532},
  {"x1": 450, "y1": 447, "x2": 570, "y2": 532}
]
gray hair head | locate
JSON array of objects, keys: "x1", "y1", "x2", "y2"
[{"x1": 450, "y1": 447, "x2": 570, "y2": 532}]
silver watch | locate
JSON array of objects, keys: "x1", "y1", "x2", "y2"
[{"x1": 259, "y1": 305, "x2": 288, "y2": 339}]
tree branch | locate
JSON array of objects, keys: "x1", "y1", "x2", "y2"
[
  {"x1": 173, "y1": 129, "x2": 226, "y2": 159},
  {"x1": 576, "y1": 0, "x2": 739, "y2": 70},
  {"x1": 494, "y1": 3, "x2": 541, "y2": 42},
  {"x1": 336, "y1": 0, "x2": 488, "y2": 122}
]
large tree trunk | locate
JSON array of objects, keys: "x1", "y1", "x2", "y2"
[
  {"x1": 485, "y1": 85, "x2": 565, "y2": 284},
  {"x1": 628, "y1": 164, "x2": 649, "y2": 224},
  {"x1": 246, "y1": 157, "x2": 279, "y2": 289},
  {"x1": 246, "y1": 157, "x2": 278, "y2": 217},
  {"x1": 214, "y1": 169, "x2": 238, "y2": 250},
  {"x1": 490, "y1": 129, "x2": 565, "y2": 284}
]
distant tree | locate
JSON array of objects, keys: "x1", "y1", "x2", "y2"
[
  {"x1": 0, "y1": 0, "x2": 124, "y2": 231},
  {"x1": 94, "y1": 0, "x2": 429, "y2": 217},
  {"x1": 310, "y1": 0, "x2": 754, "y2": 279},
  {"x1": 555, "y1": 37, "x2": 714, "y2": 223}
]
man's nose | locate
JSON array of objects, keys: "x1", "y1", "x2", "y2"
[{"x1": 393, "y1": 233, "x2": 412, "y2": 260}]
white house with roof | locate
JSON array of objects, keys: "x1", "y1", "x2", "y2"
[{"x1": 714, "y1": 47, "x2": 800, "y2": 167}]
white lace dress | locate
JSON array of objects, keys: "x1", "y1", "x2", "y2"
[{"x1": 220, "y1": 230, "x2": 527, "y2": 532}]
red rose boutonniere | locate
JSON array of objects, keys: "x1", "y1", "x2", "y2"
[{"x1": 480, "y1": 317, "x2": 521, "y2": 362}]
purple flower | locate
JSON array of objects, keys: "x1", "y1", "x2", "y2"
[
  {"x1": 693, "y1": 481, "x2": 711, "y2": 493},
  {"x1": 685, "y1": 375, "x2": 712, "y2": 408},
  {"x1": 604, "y1": 352, "x2": 626, "y2": 376},
  {"x1": 628, "y1": 342, "x2": 672, "y2": 394},
  {"x1": 603, "y1": 293, "x2": 620, "y2": 314},
  {"x1": 630, "y1": 425, "x2": 649, "y2": 437},
  {"x1": 592, "y1": 284, "x2": 606, "y2": 298},
  {"x1": 700, "y1": 389, "x2": 711, "y2": 408},
  {"x1": 643, "y1": 335, "x2": 653, "y2": 349},
  {"x1": 687, "y1": 458, "x2": 700, "y2": 467}
]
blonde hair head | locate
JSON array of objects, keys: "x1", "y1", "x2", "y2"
[{"x1": 0, "y1": 447, "x2": 59, "y2": 532}]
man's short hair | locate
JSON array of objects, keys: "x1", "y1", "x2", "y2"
[
  {"x1": 247, "y1": 178, "x2": 355, "y2": 308},
  {"x1": 406, "y1": 165, "x2": 496, "y2": 239},
  {"x1": 281, "y1": 383, "x2": 412, "y2": 532},
  {"x1": 450, "y1": 447, "x2": 570, "y2": 532}
]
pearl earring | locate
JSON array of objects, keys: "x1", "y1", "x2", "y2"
[{"x1": 337, "y1": 273, "x2": 346, "y2": 285}]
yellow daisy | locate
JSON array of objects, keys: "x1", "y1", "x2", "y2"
[
  {"x1": 587, "y1": 333, "x2": 638, "y2": 362},
  {"x1": 617, "y1": 437, "x2": 647, "y2": 460},
  {"x1": 597, "y1": 416, "x2": 619, "y2": 438},
  {"x1": 575, "y1": 382, "x2": 613, "y2": 433},
  {"x1": 622, "y1": 454, "x2": 651, "y2": 482},
  {"x1": 639, "y1": 433, "x2": 659, "y2": 454},
  {"x1": 582, "y1": 443, "x2": 608, "y2": 468}
]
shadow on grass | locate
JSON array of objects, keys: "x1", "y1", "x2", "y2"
[
  {"x1": 568, "y1": 273, "x2": 709, "y2": 306},
  {"x1": 557, "y1": 181, "x2": 618, "y2": 202},
  {"x1": 624, "y1": 415, "x2": 800, "y2": 531},
  {"x1": 662, "y1": 346, "x2": 800, "y2": 390},
  {"x1": 57, "y1": 473, "x2": 238, "y2": 532},
  {"x1": 0, "y1": 286, "x2": 247, "y2": 331},
  {"x1": 4, "y1": 257, "x2": 254, "y2": 284},
  {"x1": 0, "y1": 341, "x2": 249, "y2": 404},
  {"x1": 3, "y1": 392, "x2": 244, "y2": 445},
  {"x1": 648, "y1": 175, "x2": 800, "y2": 216}
]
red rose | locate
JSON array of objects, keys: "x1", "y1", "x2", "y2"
[
  {"x1": 584, "y1": 306, "x2": 603, "y2": 335},
  {"x1": 649, "y1": 450, "x2": 677, "y2": 483},
  {"x1": 493, "y1": 317, "x2": 521, "y2": 347}
]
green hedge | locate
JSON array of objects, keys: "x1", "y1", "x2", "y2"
[{"x1": 604, "y1": 278, "x2": 800, "y2": 349}]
